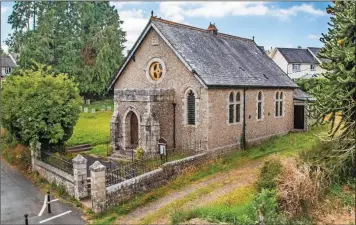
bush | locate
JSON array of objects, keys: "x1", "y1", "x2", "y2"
[
  {"x1": 300, "y1": 140, "x2": 354, "y2": 185},
  {"x1": 277, "y1": 158, "x2": 320, "y2": 217},
  {"x1": 135, "y1": 146, "x2": 145, "y2": 161},
  {"x1": 1, "y1": 63, "x2": 82, "y2": 149},
  {"x1": 257, "y1": 156, "x2": 282, "y2": 191}
]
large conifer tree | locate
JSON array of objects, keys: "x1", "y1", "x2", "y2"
[
  {"x1": 6, "y1": 1, "x2": 126, "y2": 97},
  {"x1": 311, "y1": 2, "x2": 355, "y2": 171}
]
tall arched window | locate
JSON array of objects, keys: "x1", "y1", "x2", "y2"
[
  {"x1": 235, "y1": 92, "x2": 241, "y2": 123},
  {"x1": 275, "y1": 91, "x2": 283, "y2": 117},
  {"x1": 257, "y1": 92, "x2": 263, "y2": 120},
  {"x1": 275, "y1": 92, "x2": 279, "y2": 117},
  {"x1": 228, "y1": 91, "x2": 242, "y2": 124},
  {"x1": 187, "y1": 90, "x2": 196, "y2": 125},
  {"x1": 229, "y1": 92, "x2": 234, "y2": 123},
  {"x1": 279, "y1": 92, "x2": 283, "y2": 116}
]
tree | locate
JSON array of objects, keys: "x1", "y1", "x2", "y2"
[
  {"x1": 310, "y1": 2, "x2": 355, "y2": 177},
  {"x1": 1, "y1": 63, "x2": 82, "y2": 151},
  {"x1": 6, "y1": 1, "x2": 126, "y2": 98}
]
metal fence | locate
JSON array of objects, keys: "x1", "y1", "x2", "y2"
[
  {"x1": 105, "y1": 148, "x2": 202, "y2": 187},
  {"x1": 40, "y1": 151, "x2": 74, "y2": 175}
]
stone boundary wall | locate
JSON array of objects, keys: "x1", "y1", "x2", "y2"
[
  {"x1": 34, "y1": 159, "x2": 75, "y2": 196},
  {"x1": 104, "y1": 153, "x2": 209, "y2": 209}
]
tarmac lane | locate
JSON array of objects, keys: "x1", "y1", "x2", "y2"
[{"x1": 1, "y1": 159, "x2": 86, "y2": 225}]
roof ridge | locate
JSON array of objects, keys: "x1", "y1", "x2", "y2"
[{"x1": 152, "y1": 16, "x2": 253, "y2": 43}]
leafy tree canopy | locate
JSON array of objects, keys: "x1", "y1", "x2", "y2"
[
  {"x1": 1, "y1": 63, "x2": 82, "y2": 149},
  {"x1": 6, "y1": 1, "x2": 126, "y2": 98}
]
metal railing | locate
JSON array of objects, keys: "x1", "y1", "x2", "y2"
[
  {"x1": 105, "y1": 148, "x2": 203, "y2": 187},
  {"x1": 40, "y1": 151, "x2": 74, "y2": 175}
]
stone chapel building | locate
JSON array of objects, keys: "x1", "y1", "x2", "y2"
[{"x1": 109, "y1": 16, "x2": 306, "y2": 154}]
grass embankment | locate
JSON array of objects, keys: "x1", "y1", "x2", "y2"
[
  {"x1": 91, "y1": 126, "x2": 327, "y2": 224},
  {"x1": 67, "y1": 99, "x2": 113, "y2": 157}
]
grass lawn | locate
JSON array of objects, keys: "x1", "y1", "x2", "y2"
[
  {"x1": 91, "y1": 125, "x2": 328, "y2": 224},
  {"x1": 66, "y1": 99, "x2": 113, "y2": 157}
]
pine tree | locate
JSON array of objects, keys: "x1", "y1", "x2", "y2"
[{"x1": 311, "y1": 2, "x2": 355, "y2": 173}]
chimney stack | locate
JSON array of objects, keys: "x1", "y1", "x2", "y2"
[{"x1": 207, "y1": 22, "x2": 218, "y2": 35}]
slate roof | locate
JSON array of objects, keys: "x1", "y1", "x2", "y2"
[
  {"x1": 307, "y1": 47, "x2": 331, "y2": 63},
  {"x1": 293, "y1": 88, "x2": 316, "y2": 101},
  {"x1": 1, "y1": 55, "x2": 16, "y2": 68},
  {"x1": 277, "y1": 48, "x2": 319, "y2": 64},
  {"x1": 152, "y1": 18, "x2": 297, "y2": 88}
]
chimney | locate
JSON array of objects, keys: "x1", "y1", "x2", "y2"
[{"x1": 207, "y1": 22, "x2": 218, "y2": 35}]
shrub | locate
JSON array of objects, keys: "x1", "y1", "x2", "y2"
[
  {"x1": 135, "y1": 146, "x2": 145, "y2": 161},
  {"x1": 300, "y1": 139, "x2": 354, "y2": 185},
  {"x1": 1, "y1": 63, "x2": 82, "y2": 149},
  {"x1": 257, "y1": 156, "x2": 282, "y2": 191},
  {"x1": 277, "y1": 158, "x2": 320, "y2": 217}
]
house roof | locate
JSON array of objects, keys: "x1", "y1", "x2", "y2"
[
  {"x1": 109, "y1": 17, "x2": 298, "y2": 89},
  {"x1": 307, "y1": 47, "x2": 331, "y2": 63},
  {"x1": 276, "y1": 48, "x2": 319, "y2": 64},
  {"x1": 1, "y1": 55, "x2": 17, "y2": 68},
  {"x1": 293, "y1": 88, "x2": 316, "y2": 101}
]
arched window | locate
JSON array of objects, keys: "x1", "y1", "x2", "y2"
[
  {"x1": 187, "y1": 90, "x2": 195, "y2": 125},
  {"x1": 257, "y1": 92, "x2": 263, "y2": 120},
  {"x1": 275, "y1": 92, "x2": 279, "y2": 117},
  {"x1": 235, "y1": 92, "x2": 241, "y2": 122},
  {"x1": 229, "y1": 92, "x2": 234, "y2": 123},
  {"x1": 275, "y1": 91, "x2": 284, "y2": 117},
  {"x1": 228, "y1": 91, "x2": 242, "y2": 124},
  {"x1": 279, "y1": 92, "x2": 283, "y2": 116}
]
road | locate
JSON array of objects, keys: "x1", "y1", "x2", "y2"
[{"x1": 1, "y1": 159, "x2": 86, "y2": 224}]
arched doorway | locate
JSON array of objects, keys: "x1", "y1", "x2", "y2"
[
  {"x1": 130, "y1": 113, "x2": 139, "y2": 147},
  {"x1": 124, "y1": 110, "x2": 139, "y2": 149}
]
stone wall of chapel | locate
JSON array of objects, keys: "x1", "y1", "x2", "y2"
[
  {"x1": 207, "y1": 88, "x2": 294, "y2": 151},
  {"x1": 113, "y1": 28, "x2": 209, "y2": 151}
]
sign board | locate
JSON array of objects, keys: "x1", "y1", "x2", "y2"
[
  {"x1": 159, "y1": 145, "x2": 166, "y2": 155},
  {"x1": 158, "y1": 137, "x2": 167, "y2": 155}
]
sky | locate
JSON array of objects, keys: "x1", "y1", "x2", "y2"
[{"x1": 1, "y1": 1, "x2": 331, "y2": 54}]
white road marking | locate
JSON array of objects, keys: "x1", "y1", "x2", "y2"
[
  {"x1": 39, "y1": 210, "x2": 72, "y2": 223},
  {"x1": 38, "y1": 195, "x2": 47, "y2": 217},
  {"x1": 50, "y1": 199, "x2": 58, "y2": 203}
]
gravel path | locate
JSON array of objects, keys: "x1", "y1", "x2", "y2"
[{"x1": 117, "y1": 160, "x2": 263, "y2": 224}]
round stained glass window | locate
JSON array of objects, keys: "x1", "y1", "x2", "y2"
[{"x1": 149, "y1": 62, "x2": 163, "y2": 81}]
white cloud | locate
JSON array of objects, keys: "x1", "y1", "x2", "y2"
[
  {"x1": 307, "y1": 34, "x2": 320, "y2": 40},
  {"x1": 1, "y1": 6, "x2": 9, "y2": 14},
  {"x1": 270, "y1": 4, "x2": 325, "y2": 21},
  {"x1": 158, "y1": 2, "x2": 325, "y2": 23},
  {"x1": 1, "y1": 45, "x2": 9, "y2": 53},
  {"x1": 110, "y1": 2, "x2": 143, "y2": 9},
  {"x1": 119, "y1": 9, "x2": 149, "y2": 52}
]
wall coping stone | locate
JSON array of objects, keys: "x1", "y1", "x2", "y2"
[
  {"x1": 89, "y1": 161, "x2": 106, "y2": 172},
  {"x1": 35, "y1": 159, "x2": 74, "y2": 184},
  {"x1": 106, "y1": 168, "x2": 163, "y2": 194},
  {"x1": 72, "y1": 154, "x2": 87, "y2": 164},
  {"x1": 162, "y1": 153, "x2": 207, "y2": 167}
]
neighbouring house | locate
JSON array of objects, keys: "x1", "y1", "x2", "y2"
[
  {"x1": 109, "y1": 16, "x2": 311, "y2": 155},
  {"x1": 270, "y1": 47, "x2": 327, "y2": 80},
  {"x1": 1, "y1": 54, "x2": 17, "y2": 86}
]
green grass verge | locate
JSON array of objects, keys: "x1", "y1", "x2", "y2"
[{"x1": 91, "y1": 126, "x2": 327, "y2": 224}]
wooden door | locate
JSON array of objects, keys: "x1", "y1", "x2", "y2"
[
  {"x1": 294, "y1": 105, "x2": 304, "y2": 129},
  {"x1": 130, "y1": 113, "x2": 139, "y2": 147}
]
